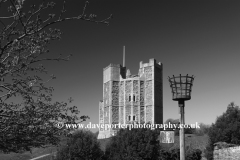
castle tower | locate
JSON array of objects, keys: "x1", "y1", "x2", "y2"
[{"x1": 98, "y1": 57, "x2": 163, "y2": 139}]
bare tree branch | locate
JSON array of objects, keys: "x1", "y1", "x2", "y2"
[
  {"x1": 9, "y1": 0, "x2": 26, "y2": 32},
  {"x1": 0, "y1": 0, "x2": 108, "y2": 153}
]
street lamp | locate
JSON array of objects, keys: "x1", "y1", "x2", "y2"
[{"x1": 168, "y1": 74, "x2": 195, "y2": 160}]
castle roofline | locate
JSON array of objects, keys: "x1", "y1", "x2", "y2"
[
  {"x1": 139, "y1": 58, "x2": 162, "y2": 68},
  {"x1": 103, "y1": 63, "x2": 125, "y2": 71}
]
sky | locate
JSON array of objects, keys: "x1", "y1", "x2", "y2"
[{"x1": 4, "y1": 0, "x2": 240, "y2": 132}]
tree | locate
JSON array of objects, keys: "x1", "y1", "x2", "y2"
[
  {"x1": 165, "y1": 118, "x2": 179, "y2": 125},
  {"x1": 184, "y1": 125, "x2": 195, "y2": 134},
  {"x1": 193, "y1": 123, "x2": 210, "y2": 136},
  {"x1": 165, "y1": 118, "x2": 180, "y2": 136},
  {"x1": 94, "y1": 130, "x2": 99, "y2": 138},
  {"x1": 205, "y1": 102, "x2": 240, "y2": 160},
  {"x1": 0, "y1": 0, "x2": 112, "y2": 153},
  {"x1": 104, "y1": 127, "x2": 160, "y2": 160},
  {"x1": 55, "y1": 130, "x2": 104, "y2": 160},
  {"x1": 165, "y1": 118, "x2": 195, "y2": 135}
]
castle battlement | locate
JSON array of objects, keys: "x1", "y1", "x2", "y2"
[{"x1": 103, "y1": 63, "x2": 122, "y2": 71}]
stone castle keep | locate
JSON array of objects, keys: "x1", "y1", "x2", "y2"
[{"x1": 98, "y1": 58, "x2": 163, "y2": 139}]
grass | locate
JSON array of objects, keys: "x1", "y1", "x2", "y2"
[
  {"x1": 161, "y1": 134, "x2": 209, "y2": 151},
  {"x1": 0, "y1": 135, "x2": 69, "y2": 160},
  {"x1": 160, "y1": 134, "x2": 209, "y2": 159},
  {"x1": 0, "y1": 146, "x2": 57, "y2": 160}
]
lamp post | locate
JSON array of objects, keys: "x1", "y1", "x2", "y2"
[{"x1": 168, "y1": 74, "x2": 195, "y2": 160}]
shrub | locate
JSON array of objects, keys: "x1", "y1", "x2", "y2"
[
  {"x1": 160, "y1": 148, "x2": 180, "y2": 160},
  {"x1": 159, "y1": 148, "x2": 202, "y2": 160},
  {"x1": 55, "y1": 130, "x2": 104, "y2": 160},
  {"x1": 104, "y1": 127, "x2": 160, "y2": 160},
  {"x1": 186, "y1": 149, "x2": 202, "y2": 160}
]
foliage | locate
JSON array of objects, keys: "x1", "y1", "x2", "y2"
[
  {"x1": 193, "y1": 123, "x2": 210, "y2": 136},
  {"x1": 164, "y1": 118, "x2": 195, "y2": 136},
  {"x1": 104, "y1": 127, "x2": 160, "y2": 160},
  {"x1": 0, "y1": 0, "x2": 112, "y2": 153},
  {"x1": 205, "y1": 102, "x2": 240, "y2": 160},
  {"x1": 159, "y1": 148, "x2": 201, "y2": 160},
  {"x1": 186, "y1": 149, "x2": 202, "y2": 160},
  {"x1": 159, "y1": 148, "x2": 180, "y2": 160},
  {"x1": 184, "y1": 125, "x2": 195, "y2": 134},
  {"x1": 55, "y1": 130, "x2": 104, "y2": 160},
  {"x1": 165, "y1": 118, "x2": 179, "y2": 125},
  {"x1": 94, "y1": 130, "x2": 99, "y2": 138}
]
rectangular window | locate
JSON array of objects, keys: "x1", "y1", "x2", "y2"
[
  {"x1": 133, "y1": 95, "x2": 135, "y2": 102},
  {"x1": 129, "y1": 95, "x2": 131, "y2": 101},
  {"x1": 128, "y1": 115, "x2": 131, "y2": 121},
  {"x1": 133, "y1": 115, "x2": 135, "y2": 121}
]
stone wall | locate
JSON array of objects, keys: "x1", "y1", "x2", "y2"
[
  {"x1": 145, "y1": 80, "x2": 153, "y2": 106},
  {"x1": 99, "y1": 101, "x2": 104, "y2": 131},
  {"x1": 103, "y1": 81, "x2": 110, "y2": 131},
  {"x1": 145, "y1": 65, "x2": 153, "y2": 123},
  {"x1": 112, "y1": 81, "x2": 119, "y2": 106},
  {"x1": 125, "y1": 106, "x2": 131, "y2": 124},
  {"x1": 104, "y1": 106, "x2": 109, "y2": 128},
  {"x1": 112, "y1": 106, "x2": 119, "y2": 125},
  {"x1": 119, "y1": 106, "x2": 124, "y2": 124},
  {"x1": 214, "y1": 144, "x2": 240, "y2": 160},
  {"x1": 104, "y1": 82, "x2": 110, "y2": 107},
  {"x1": 103, "y1": 64, "x2": 120, "y2": 83},
  {"x1": 144, "y1": 66, "x2": 152, "y2": 80},
  {"x1": 119, "y1": 81, "x2": 124, "y2": 106},
  {"x1": 154, "y1": 65, "x2": 163, "y2": 124},
  {"x1": 140, "y1": 81, "x2": 144, "y2": 106},
  {"x1": 133, "y1": 80, "x2": 139, "y2": 106},
  {"x1": 133, "y1": 106, "x2": 139, "y2": 122},
  {"x1": 154, "y1": 66, "x2": 162, "y2": 106},
  {"x1": 146, "y1": 105, "x2": 152, "y2": 123},
  {"x1": 125, "y1": 80, "x2": 132, "y2": 106},
  {"x1": 140, "y1": 106, "x2": 145, "y2": 123}
]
